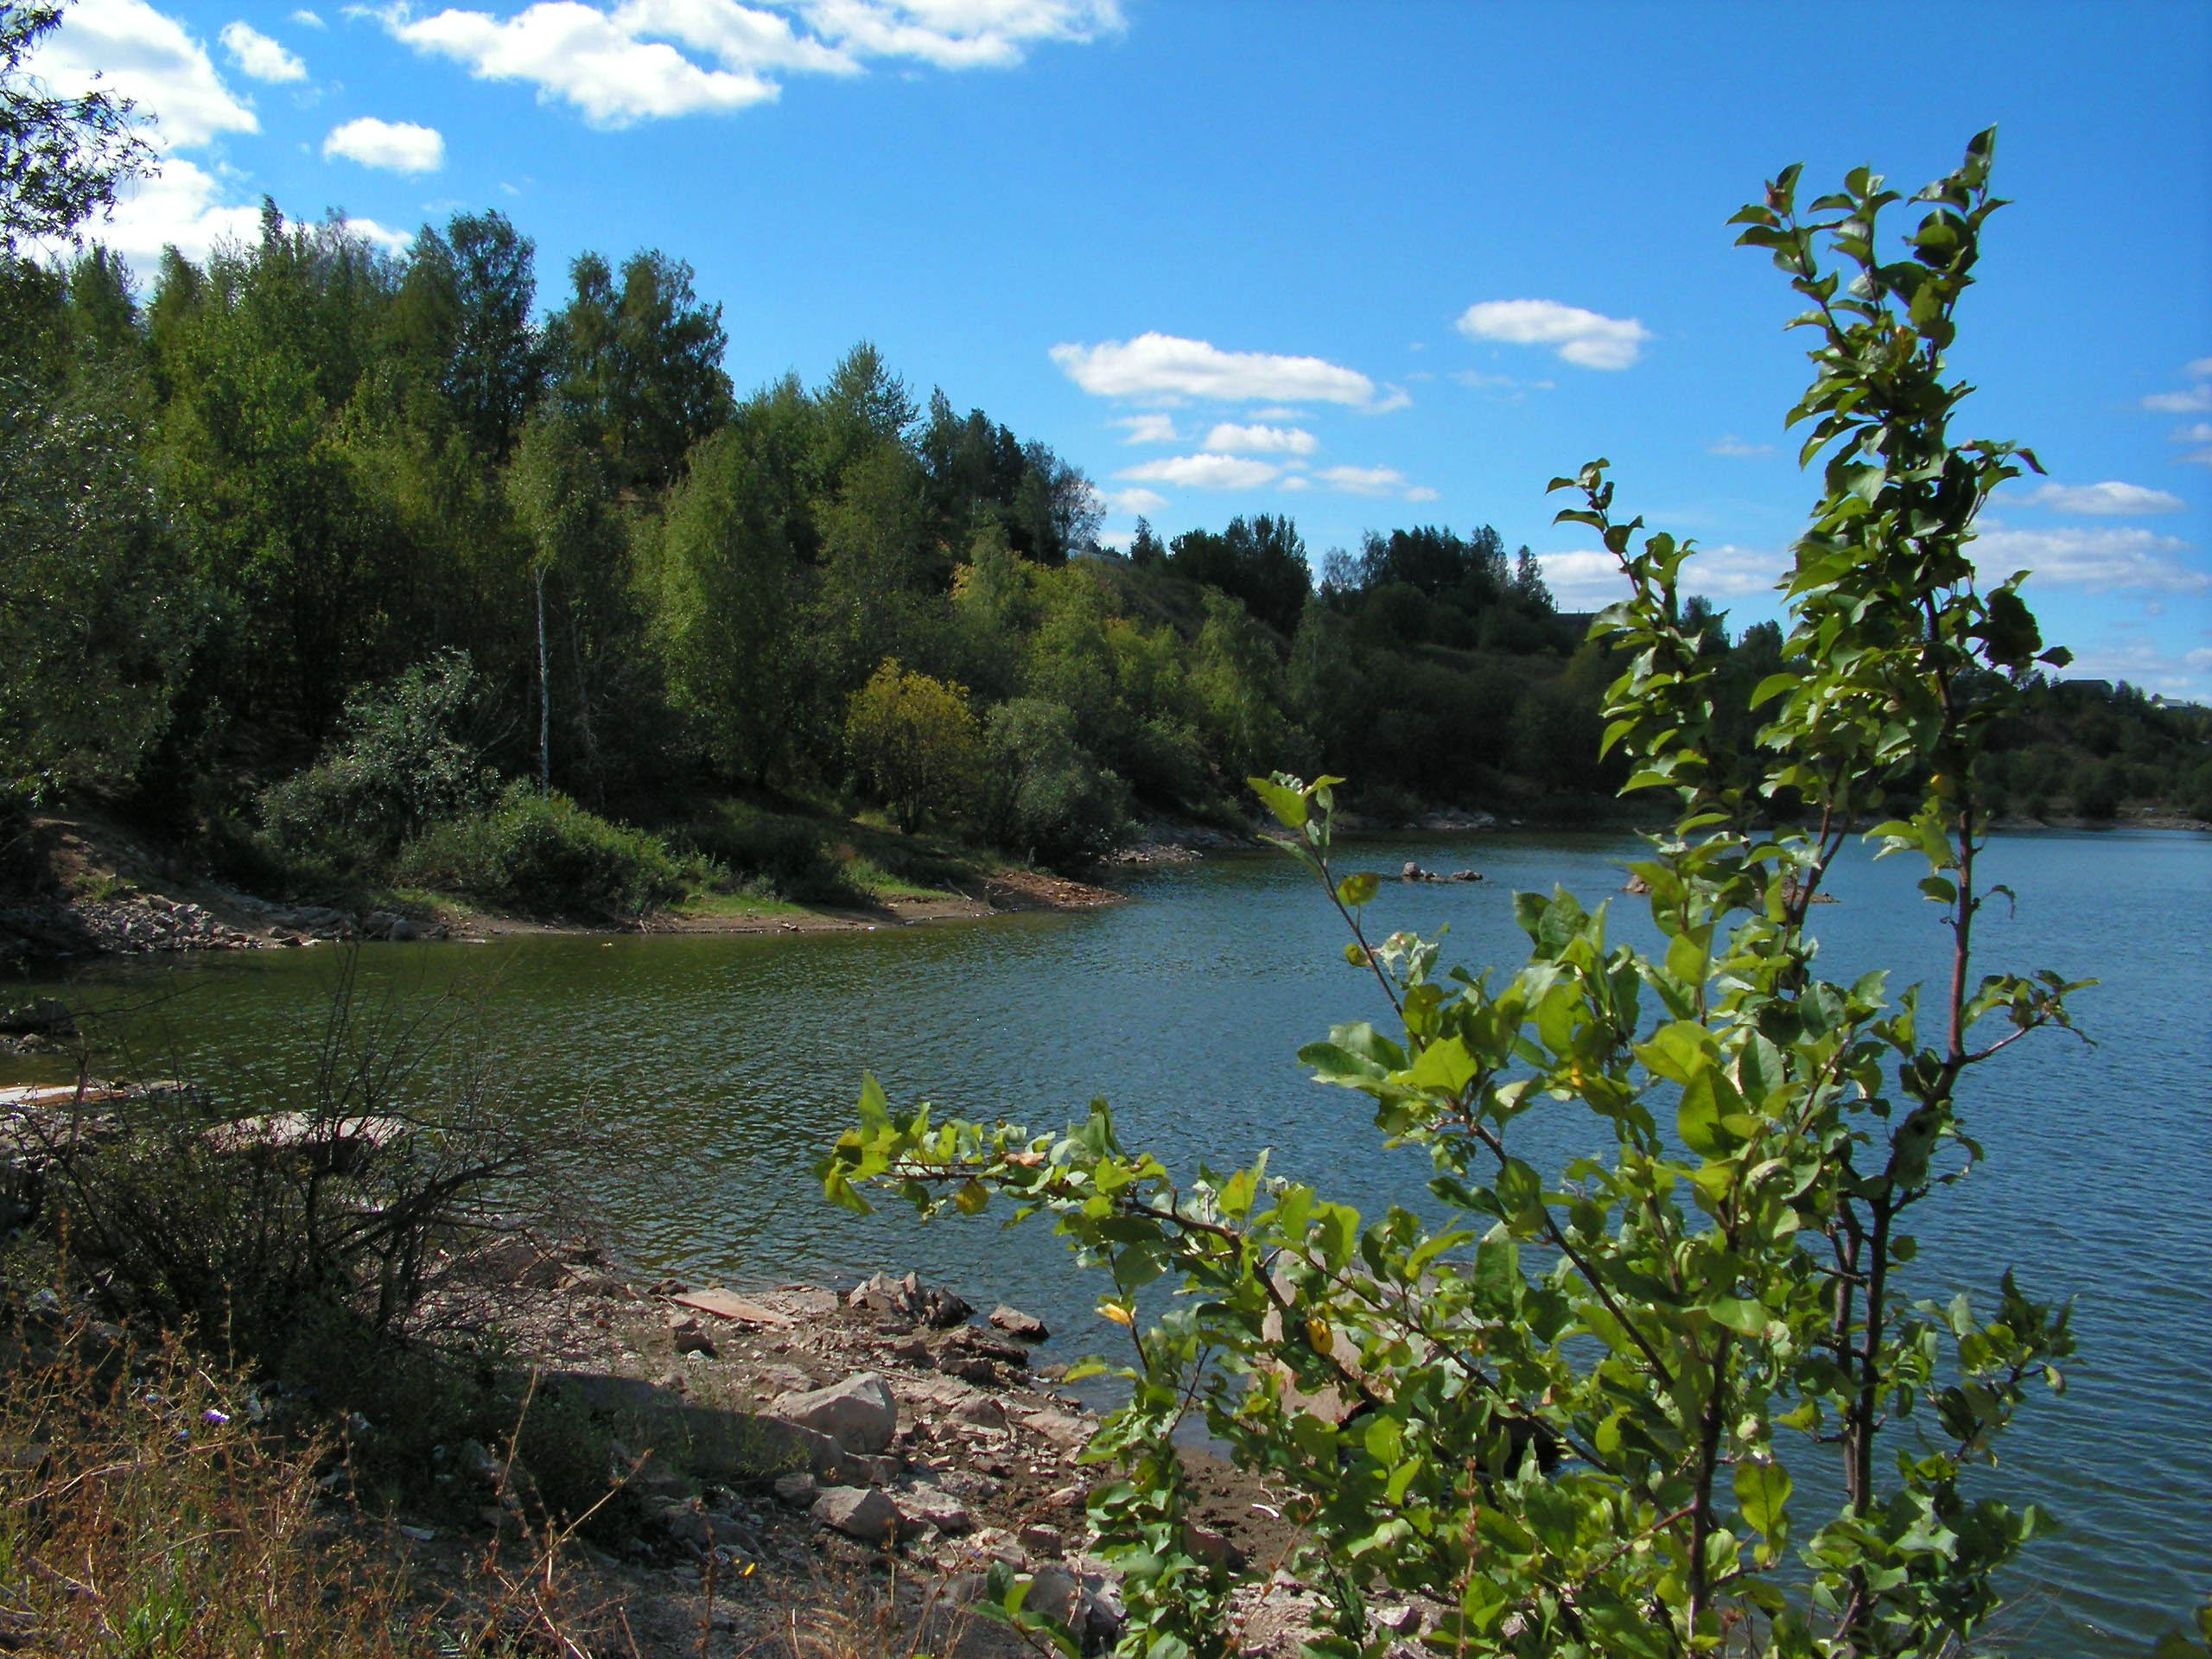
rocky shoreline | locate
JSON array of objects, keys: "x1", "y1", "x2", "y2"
[{"x1": 397, "y1": 1240, "x2": 1361, "y2": 1657}]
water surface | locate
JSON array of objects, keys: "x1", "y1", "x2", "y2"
[{"x1": 7, "y1": 827, "x2": 2205, "y2": 1653}]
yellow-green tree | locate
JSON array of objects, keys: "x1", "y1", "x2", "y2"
[{"x1": 843, "y1": 659, "x2": 980, "y2": 834}]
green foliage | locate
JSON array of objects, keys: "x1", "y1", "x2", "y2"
[
  {"x1": 844, "y1": 658, "x2": 983, "y2": 836},
  {"x1": 823, "y1": 134, "x2": 2117, "y2": 1657},
  {"x1": 0, "y1": 3, "x2": 155, "y2": 248},
  {"x1": 260, "y1": 650, "x2": 500, "y2": 857},
  {"x1": 395, "y1": 783, "x2": 695, "y2": 917},
  {"x1": 980, "y1": 696, "x2": 1131, "y2": 867}
]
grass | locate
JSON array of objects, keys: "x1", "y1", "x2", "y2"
[{"x1": 0, "y1": 1313, "x2": 607, "y2": 1657}]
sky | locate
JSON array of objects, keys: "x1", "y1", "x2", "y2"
[{"x1": 31, "y1": 0, "x2": 2212, "y2": 698}]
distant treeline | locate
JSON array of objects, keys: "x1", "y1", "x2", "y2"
[{"x1": 1, "y1": 205, "x2": 2203, "y2": 900}]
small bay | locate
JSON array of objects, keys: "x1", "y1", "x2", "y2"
[{"x1": 6, "y1": 826, "x2": 2204, "y2": 1655}]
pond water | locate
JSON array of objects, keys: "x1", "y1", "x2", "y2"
[{"x1": 6, "y1": 827, "x2": 2206, "y2": 1653}]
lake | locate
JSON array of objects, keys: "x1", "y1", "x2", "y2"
[{"x1": 4, "y1": 826, "x2": 2205, "y2": 1654}]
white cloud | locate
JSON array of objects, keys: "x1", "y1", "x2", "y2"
[
  {"x1": 1279, "y1": 475, "x2": 1311, "y2": 491},
  {"x1": 31, "y1": 0, "x2": 257, "y2": 149},
  {"x1": 2024, "y1": 480, "x2": 2185, "y2": 515},
  {"x1": 323, "y1": 116, "x2": 446, "y2": 172},
  {"x1": 1103, "y1": 486, "x2": 1167, "y2": 516},
  {"x1": 795, "y1": 0, "x2": 1123, "y2": 69},
  {"x1": 343, "y1": 214, "x2": 415, "y2": 253},
  {"x1": 1455, "y1": 298, "x2": 1651, "y2": 371},
  {"x1": 2144, "y1": 385, "x2": 2212, "y2": 414},
  {"x1": 1362, "y1": 384, "x2": 1412, "y2": 414},
  {"x1": 1117, "y1": 454, "x2": 1281, "y2": 490},
  {"x1": 91, "y1": 156, "x2": 263, "y2": 261},
  {"x1": 1314, "y1": 464, "x2": 1408, "y2": 496},
  {"x1": 1707, "y1": 435, "x2": 1772, "y2": 458},
  {"x1": 1111, "y1": 413, "x2": 1178, "y2": 445},
  {"x1": 1052, "y1": 332, "x2": 1380, "y2": 408},
  {"x1": 2183, "y1": 450, "x2": 2212, "y2": 469},
  {"x1": 392, "y1": 3, "x2": 782, "y2": 124},
  {"x1": 220, "y1": 20, "x2": 308, "y2": 81},
  {"x1": 1202, "y1": 422, "x2": 1316, "y2": 456},
  {"x1": 385, "y1": 0, "x2": 1118, "y2": 126},
  {"x1": 1969, "y1": 524, "x2": 2208, "y2": 593},
  {"x1": 2174, "y1": 423, "x2": 2212, "y2": 444},
  {"x1": 2191, "y1": 357, "x2": 2212, "y2": 378},
  {"x1": 1248, "y1": 405, "x2": 1304, "y2": 421},
  {"x1": 1404, "y1": 486, "x2": 1440, "y2": 503},
  {"x1": 292, "y1": 9, "x2": 327, "y2": 25}
]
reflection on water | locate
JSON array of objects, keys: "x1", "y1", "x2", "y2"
[{"x1": 7, "y1": 827, "x2": 2206, "y2": 1655}]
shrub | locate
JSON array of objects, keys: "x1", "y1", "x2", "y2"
[
  {"x1": 676, "y1": 804, "x2": 853, "y2": 903},
  {"x1": 979, "y1": 696, "x2": 1130, "y2": 867},
  {"x1": 844, "y1": 658, "x2": 982, "y2": 835},
  {"x1": 260, "y1": 650, "x2": 500, "y2": 857},
  {"x1": 826, "y1": 134, "x2": 2097, "y2": 1658},
  {"x1": 396, "y1": 784, "x2": 694, "y2": 917}
]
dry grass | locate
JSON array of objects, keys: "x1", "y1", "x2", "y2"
[{"x1": 0, "y1": 1311, "x2": 610, "y2": 1658}]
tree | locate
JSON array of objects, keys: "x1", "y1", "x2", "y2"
[
  {"x1": 1167, "y1": 513, "x2": 1313, "y2": 635},
  {"x1": 843, "y1": 659, "x2": 981, "y2": 835},
  {"x1": 825, "y1": 133, "x2": 2091, "y2": 1659},
  {"x1": 0, "y1": 3, "x2": 153, "y2": 248}
]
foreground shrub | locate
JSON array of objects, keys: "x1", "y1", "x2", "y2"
[
  {"x1": 845, "y1": 659, "x2": 982, "y2": 835},
  {"x1": 826, "y1": 134, "x2": 2106, "y2": 1657},
  {"x1": 395, "y1": 783, "x2": 693, "y2": 916}
]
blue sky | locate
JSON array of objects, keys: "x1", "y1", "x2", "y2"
[{"x1": 36, "y1": 0, "x2": 2212, "y2": 696}]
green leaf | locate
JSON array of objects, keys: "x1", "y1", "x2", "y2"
[
  {"x1": 1336, "y1": 871, "x2": 1380, "y2": 909},
  {"x1": 1405, "y1": 1034, "x2": 1478, "y2": 1095},
  {"x1": 1249, "y1": 775, "x2": 1307, "y2": 830},
  {"x1": 1735, "y1": 1459, "x2": 1792, "y2": 1538},
  {"x1": 1707, "y1": 1295, "x2": 1768, "y2": 1335}
]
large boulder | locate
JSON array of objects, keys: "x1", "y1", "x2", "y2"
[{"x1": 772, "y1": 1373, "x2": 897, "y2": 1454}]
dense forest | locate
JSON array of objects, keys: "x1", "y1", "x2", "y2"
[{"x1": 3, "y1": 205, "x2": 2206, "y2": 914}]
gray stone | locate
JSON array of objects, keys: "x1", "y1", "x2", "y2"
[
  {"x1": 810, "y1": 1485, "x2": 900, "y2": 1543},
  {"x1": 772, "y1": 1472, "x2": 817, "y2": 1508},
  {"x1": 660, "y1": 1497, "x2": 715, "y2": 1549},
  {"x1": 893, "y1": 1485, "x2": 972, "y2": 1534},
  {"x1": 772, "y1": 1372, "x2": 897, "y2": 1454},
  {"x1": 1025, "y1": 1567, "x2": 1084, "y2": 1627},
  {"x1": 1019, "y1": 1522, "x2": 1065, "y2": 1560}
]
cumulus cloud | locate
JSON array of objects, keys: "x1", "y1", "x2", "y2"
[
  {"x1": 1707, "y1": 435, "x2": 1772, "y2": 458},
  {"x1": 1202, "y1": 422, "x2": 1316, "y2": 456},
  {"x1": 393, "y1": 5, "x2": 781, "y2": 125},
  {"x1": 1052, "y1": 332, "x2": 1380, "y2": 408},
  {"x1": 1404, "y1": 485, "x2": 1440, "y2": 503},
  {"x1": 1116, "y1": 454, "x2": 1281, "y2": 490},
  {"x1": 30, "y1": 0, "x2": 257, "y2": 149},
  {"x1": 90, "y1": 156, "x2": 263, "y2": 261},
  {"x1": 323, "y1": 116, "x2": 446, "y2": 171},
  {"x1": 220, "y1": 20, "x2": 308, "y2": 81},
  {"x1": 385, "y1": 0, "x2": 1120, "y2": 126},
  {"x1": 2024, "y1": 480, "x2": 2184, "y2": 515},
  {"x1": 1455, "y1": 298, "x2": 1650, "y2": 371},
  {"x1": 1111, "y1": 413, "x2": 1178, "y2": 445},
  {"x1": 292, "y1": 10, "x2": 327, "y2": 25},
  {"x1": 1103, "y1": 486, "x2": 1167, "y2": 516},
  {"x1": 1969, "y1": 524, "x2": 2207, "y2": 593},
  {"x1": 1538, "y1": 543, "x2": 1784, "y2": 611}
]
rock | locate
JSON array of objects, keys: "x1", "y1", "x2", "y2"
[
  {"x1": 988, "y1": 1304, "x2": 1050, "y2": 1342},
  {"x1": 772, "y1": 1472, "x2": 818, "y2": 1508},
  {"x1": 1623, "y1": 873, "x2": 1652, "y2": 895},
  {"x1": 1373, "y1": 1604, "x2": 1421, "y2": 1635},
  {"x1": 848, "y1": 1270, "x2": 972, "y2": 1328},
  {"x1": 669, "y1": 1319, "x2": 717, "y2": 1358},
  {"x1": 1019, "y1": 1410, "x2": 1094, "y2": 1452},
  {"x1": 1024, "y1": 1567, "x2": 1085, "y2": 1628},
  {"x1": 1446, "y1": 869, "x2": 1483, "y2": 883},
  {"x1": 893, "y1": 1485, "x2": 973, "y2": 1534},
  {"x1": 772, "y1": 1373, "x2": 898, "y2": 1455},
  {"x1": 810, "y1": 1485, "x2": 900, "y2": 1543},
  {"x1": 670, "y1": 1287, "x2": 795, "y2": 1326},
  {"x1": 943, "y1": 1327, "x2": 1030, "y2": 1367},
  {"x1": 1019, "y1": 1522, "x2": 1065, "y2": 1560},
  {"x1": 659, "y1": 1497, "x2": 715, "y2": 1549},
  {"x1": 0, "y1": 999, "x2": 73, "y2": 1038},
  {"x1": 1181, "y1": 1522, "x2": 1244, "y2": 1571}
]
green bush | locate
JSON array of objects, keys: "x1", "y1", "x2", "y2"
[
  {"x1": 980, "y1": 696, "x2": 1130, "y2": 867},
  {"x1": 396, "y1": 785, "x2": 695, "y2": 917},
  {"x1": 261, "y1": 651, "x2": 500, "y2": 858},
  {"x1": 675, "y1": 804, "x2": 853, "y2": 903}
]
